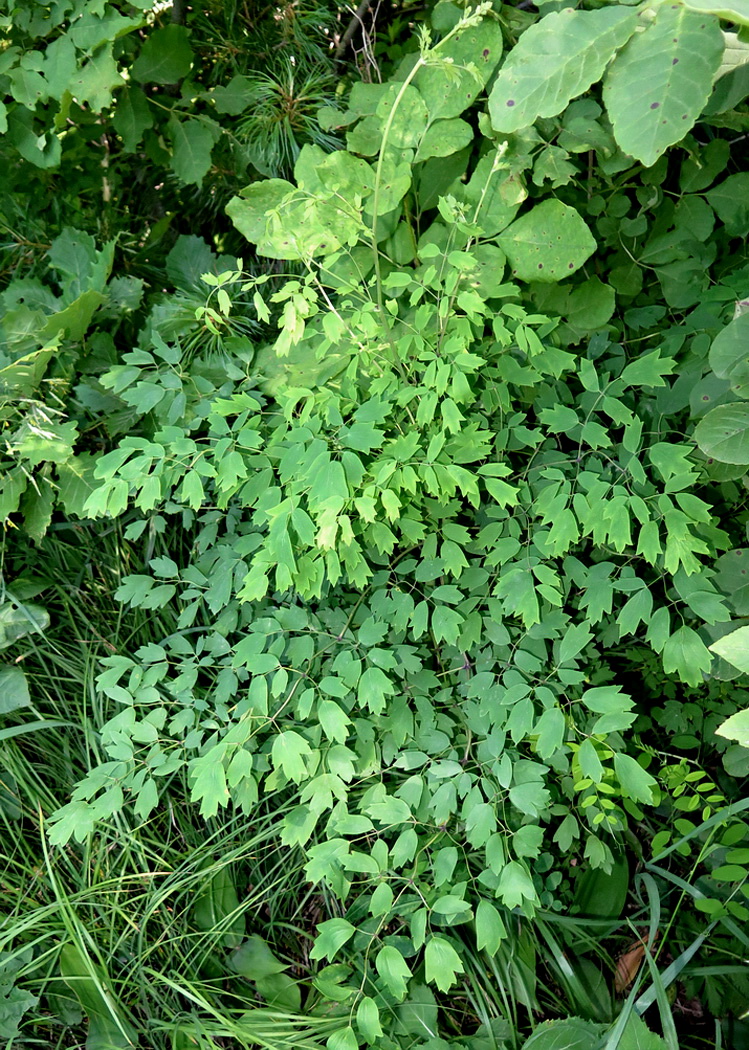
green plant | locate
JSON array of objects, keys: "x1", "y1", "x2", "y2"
[{"x1": 4, "y1": 0, "x2": 749, "y2": 1045}]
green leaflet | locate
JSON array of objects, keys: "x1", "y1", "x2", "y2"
[
  {"x1": 488, "y1": 7, "x2": 637, "y2": 134},
  {"x1": 603, "y1": 6, "x2": 725, "y2": 167}
]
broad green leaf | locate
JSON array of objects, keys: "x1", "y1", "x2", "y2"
[
  {"x1": 310, "y1": 918, "x2": 356, "y2": 962},
  {"x1": 614, "y1": 752, "x2": 657, "y2": 804},
  {"x1": 499, "y1": 200, "x2": 596, "y2": 283},
  {"x1": 451, "y1": 153, "x2": 525, "y2": 237},
  {"x1": 228, "y1": 180, "x2": 295, "y2": 244},
  {"x1": 497, "y1": 860, "x2": 538, "y2": 910},
  {"x1": 375, "y1": 945, "x2": 411, "y2": 1000},
  {"x1": 709, "y1": 312, "x2": 749, "y2": 379},
  {"x1": 424, "y1": 936, "x2": 464, "y2": 992},
  {"x1": 694, "y1": 403, "x2": 749, "y2": 464},
  {"x1": 521, "y1": 1018, "x2": 607, "y2": 1050},
  {"x1": 211, "y1": 74, "x2": 253, "y2": 114},
  {"x1": 709, "y1": 624, "x2": 749, "y2": 672},
  {"x1": 573, "y1": 852, "x2": 629, "y2": 918},
  {"x1": 271, "y1": 730, "x2": 313, "y2": 782},
  {"x1": 69, "y1": 46, "x2": 124, "y2": 112},
  {"x1": 706, "y1": 173, "x2": 749, "y2": 237},
  {"x1": 357, "y1": 666, "x2": 394, "y2": 714},
  {"x1": 0, "y1": 603, "x2": 49, "y2": 649},
  {"x1": 327, "y1": 1027, "x2": 358, "y2": 1050},
  {"x1": 488, "y1": 7, "x2": 637, "y2": 134},
  {"x1": 716, "y1": 707, "x2": 749, "y2": 747},
  {"x1": 558, "y1": 622, "x2": 593, "y2": 665},
  {"x1": 113, "y1": 85, "x2": 153, "y2": 152},
  {"x1": 193, "y1": 869, "x2": 245, "y2": 948},
  {"x1": 415, "y1": 117, "x2": 473, "y2": 162},
  {"x1": 356, "y1": 997, "x2": 383, "y2": 1043},
  {"x1": 475, "y1": 899, "x2": 506, "y2": 956},
  {"x1": 131, "y1": 24, "x2": 193, "y2": 84},
  {"x1": 376, "y1": 83, "x2": 428, "y2": 149},
  {"x1": 662, "y1": 626, "x2": 712, "y2": 685},
  {"x1": 713, "y1": 549, "x2": 749, "y2": 614},
  {"x1": 168, "y1": 117, "x2": 219, "y2": 186},
  {"x1": 683, "y1": 0, "x2": 749, "y2": 25},
  {"x1": 0, "y1": 665, "x2": 30, "y2": 714},
  {"x1": 603, "y1": 6, "x2": 724, "y2": 167},
  {"x1": 7, "y1": 105, "x2": 61, "y2": 168},
  {"x1": 59, "y1": 944, "x2": 137, "y2": 1049},
  {"x1": 414, "y1": 16, "x2": 503, "y2": 120},
  {"x1": 0, "y1": 951, "x2": 38, "y2": 1042},
  {"x1": 230, "y1": 936, "x2": 287, "y2": 980},
  {"x1": 616, "y1": 1014, "x2": 669, "y2": 1050}
]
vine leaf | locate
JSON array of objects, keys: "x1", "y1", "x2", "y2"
[
  {"x1": 488, "y1": 7, "x2": 637, "y2": 134},
  {"x1": 603, "y1": 6, "x2": 725, "y2": 167}
]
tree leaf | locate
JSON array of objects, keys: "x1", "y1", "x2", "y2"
[
  {"x1": 603, "y1": 6, "x2": 724, "y2": 167},
  {"x1": 112, "y1": 85, "x2": 153, "y2": 152},
  {"x1": 131, "y1": 24, "x2": 193, "y2": 84},
  {"x1": 488, "y1": 7, "x2": 636, "y2": 134},
  {"x1": 499, "y1": 200, "x2": 596, "y2": 282},
  {"x1": 709, "y1": 624, "x2": 749, "y2": 672},
  {"x1": 168, "y1": 117, "x2": 219, "y2": 186},
  {"x1": 694, "y1": 403, "x2": 749, "y2": 464},
  {"x1": 415, "y1": 16, "x2": 503, "y2": 120},
  {"x1": 715, "y1": 707, "x2": 749, "y2": 747}
]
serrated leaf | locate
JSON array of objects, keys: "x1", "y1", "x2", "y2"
[
  {"x1": 499, "y1": 200, "x2": 596, "y2": 283},
  {"x1": 603, "y1": 6, "x2": 724, "y2": 167},
  {"x1": 488, "y1": 7, "x2": 637, "y2": 134},
  {"x1": 131, "y1": 24, "x2": 193, "y2": 84},
  {"x1": 113, "y1": 85, "x2": 153, "y2": 152},
  {"x1": 271, "y1": 730, "x2": 312, "y2": 782},
  {"x1": 168, "y1": 117, "x2": 219, "y2": 186}
]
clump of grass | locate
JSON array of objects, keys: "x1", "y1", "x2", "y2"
[{"x1": 0, "y1": 523, "x2": 342, "y2": 1049}]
